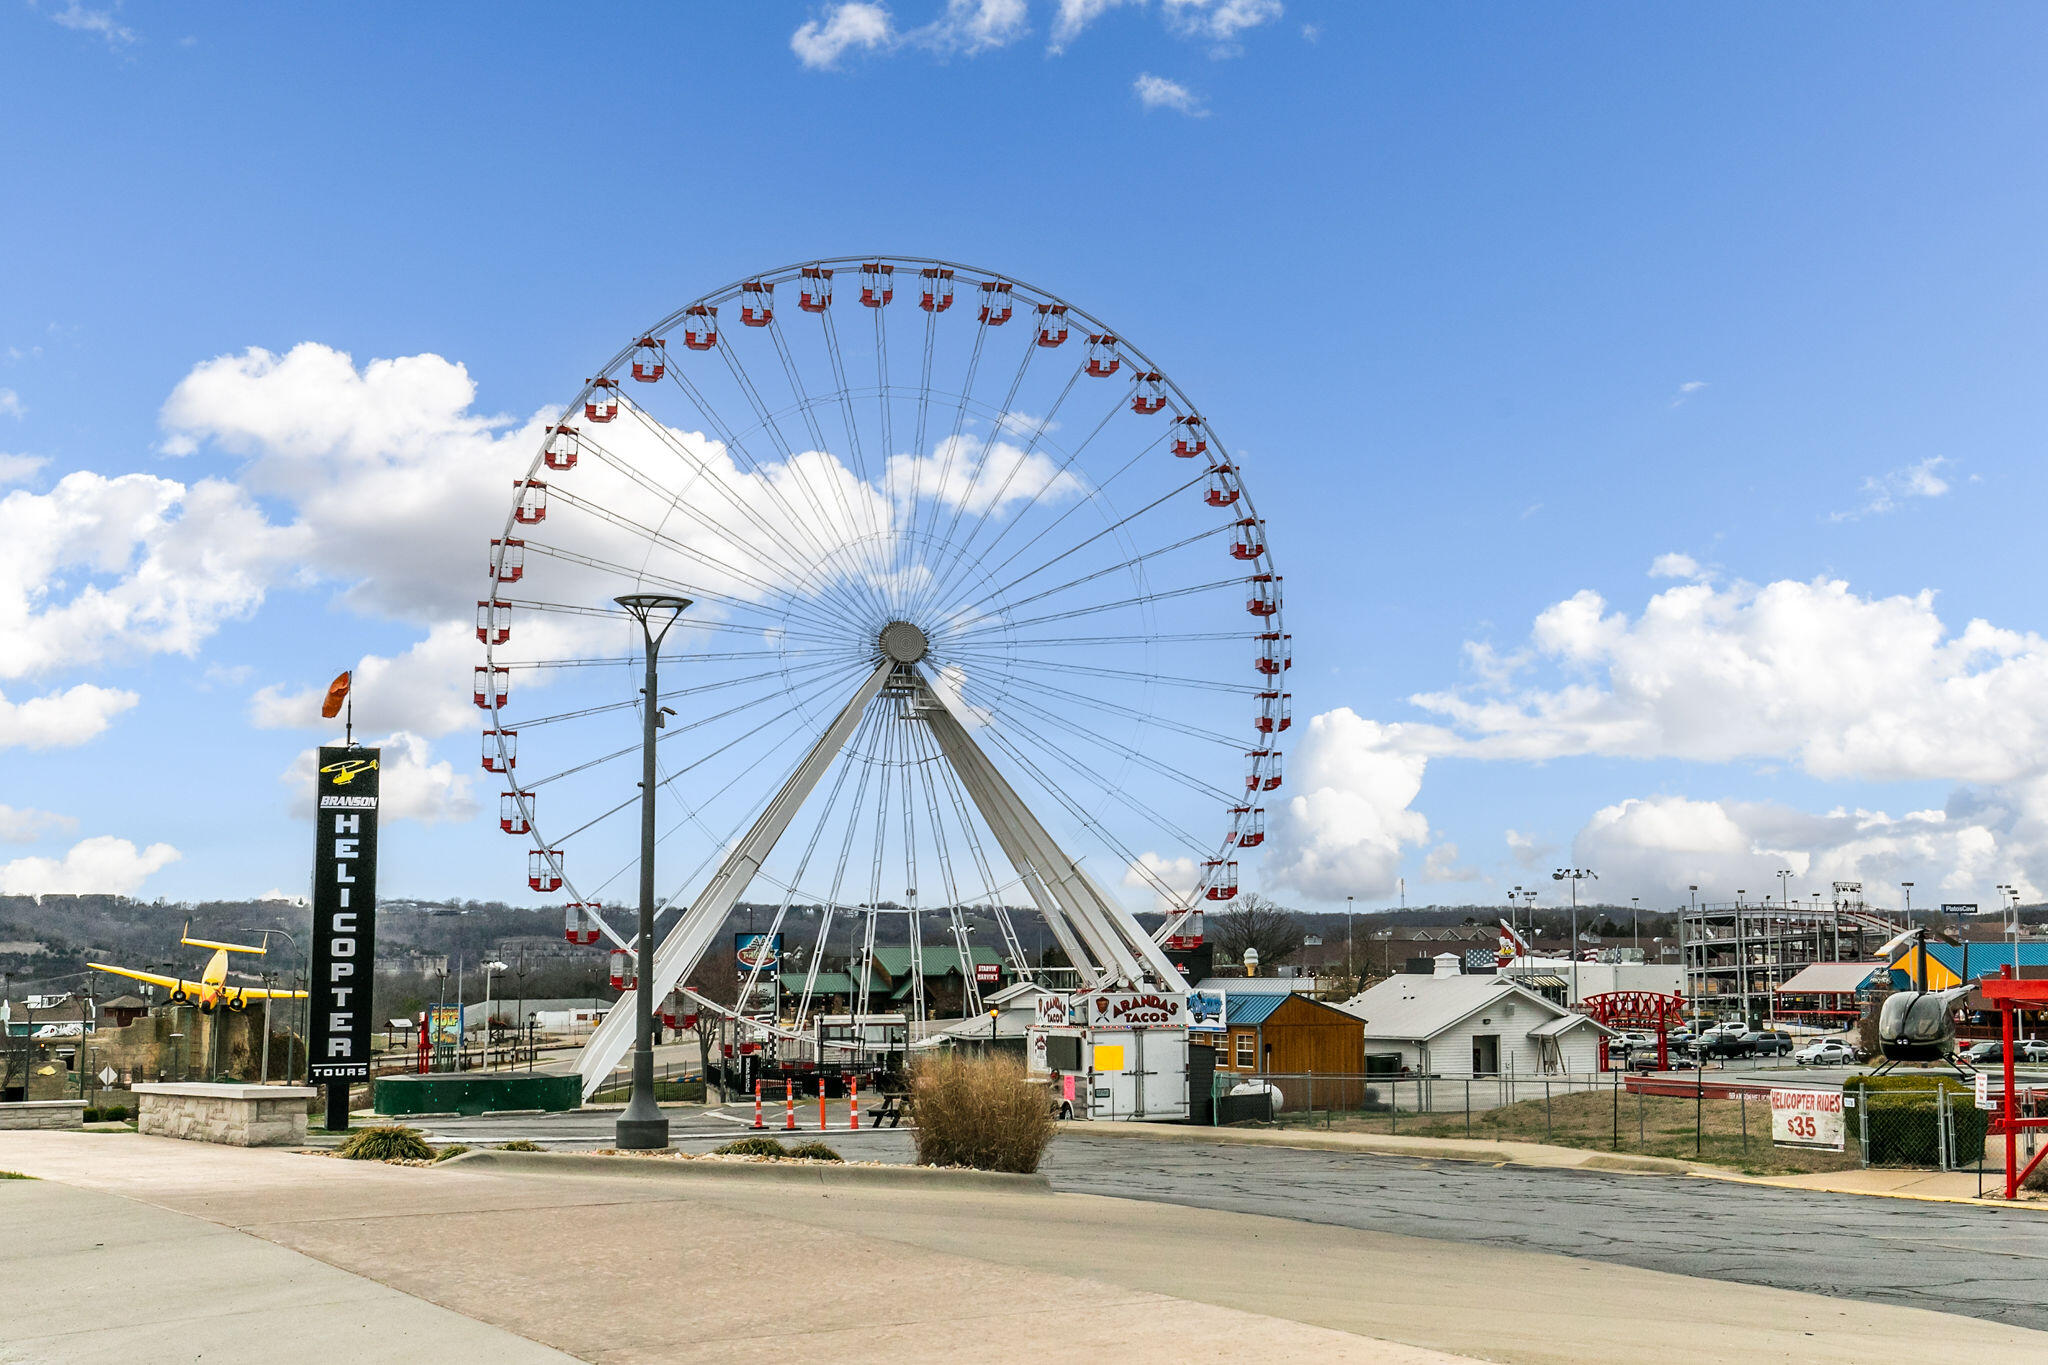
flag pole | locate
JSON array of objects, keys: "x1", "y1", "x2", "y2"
[{"x1": 345, "y1": 692, "x2": 353, "y2": 748}]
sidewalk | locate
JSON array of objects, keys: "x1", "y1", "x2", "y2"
[
  {"x1": 8, "y1": 1130, "x2": 2046, "y2": 1363},
  {"x1": 1065, "y1": 1118, "x2": 2048, "y2": 1210}
]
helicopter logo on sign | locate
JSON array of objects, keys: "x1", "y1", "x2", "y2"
[{"x1": 320, "y1": 757, "x2": 380, "y2": 786}]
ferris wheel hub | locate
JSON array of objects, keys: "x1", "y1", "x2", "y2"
[{"x1": 878, "y1": 620, "x2": 929, "y2": 665}]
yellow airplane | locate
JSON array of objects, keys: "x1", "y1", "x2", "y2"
[{"x1": 91, "y1": 924, "x2": 309, "y2": 1015}]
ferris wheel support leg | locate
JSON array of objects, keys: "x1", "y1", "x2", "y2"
[
  {"x1": 923, "y1": 706, "x2": 1110, "y2": 984},
  {"x1": 576, "y1": 661, "x2": 896, "y2": 1098},
  {"x1": 919, "y1": 684, "x2": 1182, "y2": 989}
]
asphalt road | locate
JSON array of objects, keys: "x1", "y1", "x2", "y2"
[{"x1": 414, "y1": 1105, "x2": 2048, "y2": 1331}]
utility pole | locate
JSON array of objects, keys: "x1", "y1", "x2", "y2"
[
  {"x1": 615, "y1": 591, "x2": 690, "y2": 1150},
  {"x1": 1631, "y1": 897, "x2": 1640, "y2": 958},
  {"x1": 1553, "y1": 869, "x2": 1596, "y2": 1004}
]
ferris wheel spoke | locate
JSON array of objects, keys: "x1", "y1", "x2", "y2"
[
  {"x1": 964, "y1": 523, "x2": 1233, "y2": 627},
  {"x1": 519, "y1": 536, "x2": 851, "y2": 642},
  {"x1": 815, "y1": 308, "x2": 904, "y2": 608},
  {"x1": 652, "y1": 365, "x2": 886, "y2": 625},
  {"x1": 765, "y1": 318, "x2": 899, "y2": 614},
  {"x1": 909, "y1": 321, "x2": 1049, "y2": 595},
  {"x1": 952, "y1": 427, "x2": 1174, "y2": 609},
  {"x1": 936, "y1": 650, "x2": 1264, "y2": 695},
  {"x1": 616, "y1": 396, "x2": 887, "y2": 627},
  {"x1": 983, "y1": 712, "x2": 1213, "y2": 869},
  {"x1": 973, "y1": 721, "x2": 1194, "y2": 907},
  {"x1": 918, "y1": 359, "x2": 1084, "y2": 607},
  {"x1": 989, "y1": 687, "x2": 1238, "y2": 807},
  {"x1": 969, "y1": 668, "x2": 1244, "y2": 748},
  {"x1": 916, "y1": 382, "x2": 1146, "y2": 617},
  {"x1": 946, "y1": 576, "x2": 1244, "y2": 638},
  {"x1": 918, "y1": 723, "x2": 1032, "y2": 973},
  {"x1": 709, "y1": 338, "x2": 895, "y2": 623},
  {"x1": 502, "y1": 596, "x2": 848, "y2": 649},
  {"x1": 540, "y1": 478, "x2": 862, "y2": 633}
]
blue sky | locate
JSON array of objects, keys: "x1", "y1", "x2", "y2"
[{"x1": 4, "y1": 2, "x2": 2048, "y2": 917}]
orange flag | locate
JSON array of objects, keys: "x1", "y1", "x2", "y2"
[{"x1": 320, "y1": 671, "x2": 352, "y2": 719}]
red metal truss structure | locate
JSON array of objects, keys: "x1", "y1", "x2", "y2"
[
  {"x1": 1978, "y1": 966, "x2": 2048, "y2": 1199},
  {"x1": 1582, "y1": 990, "x2": 1686, "y2": 1071}
]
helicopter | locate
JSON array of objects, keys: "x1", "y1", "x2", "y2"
[{"x1": 1870, "y1": 925, "x2": 1979, "y2": 1077}]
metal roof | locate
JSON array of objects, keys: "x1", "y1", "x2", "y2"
[
  {"x1": 1335, "y1": 974, "x2": 1564, "y2": 1041},
  {"x1": 1775, "y1": 961, "x2": 1887, "y2": 994},
  {"x1": 1224, "y1": 993, "x2": 1291, "y2": 1026}
]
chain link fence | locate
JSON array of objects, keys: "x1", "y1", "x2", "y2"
[{"x1": 1211, "y1": 1070, "x2": 1979, "y2": 1174}]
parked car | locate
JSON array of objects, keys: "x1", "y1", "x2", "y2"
[
  {"x1": 1743, "y1": 1030, "x2": 1794, "y2": 1057},
  {"x1": 1698, "y1": 1032, "x2": 1753, "y2": 1060},
  {"x1": 1793, "y1": 1040, "x2": 1859, "y2": 1065},
  {"x1": 2021, "y1": 1039, "x2": 2048, "y2": 1064},
  {"x1": 1702, "y1": 1020, "x2": 1750, "y2": 1039},
  {"x1": 1966, "y1": 1040, "x2": 2006, "y2": 1064},
  {"x1": 1610, "y1": 1030, "x2": 1656, "y2": 1056}
]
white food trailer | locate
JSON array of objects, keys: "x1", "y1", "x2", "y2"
[{"x1": 1027, "y1": 989, "x2": 1189, "y2": 1120}]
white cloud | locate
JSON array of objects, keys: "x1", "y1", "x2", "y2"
[
  {"x1": 0, "y1": 683, "x2": 138, "y2": 749},
  {"x1": 1830, "y1": 455, "x2": 1953, "y2": 522},
  {"x1": 1573, "y1": 793, "x2": 2026, "y2": 904},
  {"x1": 1670, "y1": 380, "x2": 1708, "y2": 407},
  {"x1": 1162, "y1": 0, "x2": 1282, "y2": 52},
  {"x1": 0, "y1": 389, "x2": 23, "y2": 419},
  {"x1": 1413, "y1": 576, "x2": 2048, "y2": 786},
  {"x1": 925, "y1": 0, "x2": 1028, "y2": 53},
  {"x1": 1264, "y1": 707, "x2": 1431, "y2": 900},
  {"x1": 1050, "y1": 0, "x2": 1134, "y2": 52},
  {"x1": 283, "y1": 731, "x2": 477, "y2": 825},
  {"x1": 0, "y1": 835, "x2": 179, "y2": 896},
  {"x1": 0, "y1": 805, "x2": 78, "y2": 844},
  {"x1": 1134, "y1": 72, "x2": 1206, "y2": 116},
  {"x1": 1422, "y1": 841, "x2": 1480, "y2": 883},
  {"x1": 1504, "y1": 828, "x2": 1554, "y2": 871},
  {"x1": 885, "y1": 432, "x2": 1085, "y2": 517},
  {"x1": 0, "y1": 453, "x2": 46, "y2": 486},
  {"x1": 1647, "y1": 552, "x2": 1705, "y2": 581},
  {"x1": 252, "y1": 620, "x2": 484, "y2": 738},
  {"x1": 1124, "y1": 850, "x2": 1200, "y2": 910},
  {"x1": 0, "y1": 470, "x2": 299, "y2": 680},
  {"x1": 46, "y1": 2, "x2": 136, "y2": 46},
  {"x1": 792, "y1": 3, "x2": 895, "y2": 68}
]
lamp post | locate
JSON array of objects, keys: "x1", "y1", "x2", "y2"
[
  {"x1": 1553, "y1": 868, "x2": 1596, "y2": 1004},
  {"x1": 1345, "y1": 895, "x2": 1354, "y2": 986},
  {"x1": 481, "y1": 959, "x2": 508, "y2": 1071},
  {"x1": 1630, "y1": 897, "x2": 1640, "y2": 958},
  {"x1": 615, "y1": 591, "x2": 690, "y2": 1151}
]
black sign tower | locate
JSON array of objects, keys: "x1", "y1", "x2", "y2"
[{"x1": 309, "y1": 746, "x2": 380, "y2": 1131}]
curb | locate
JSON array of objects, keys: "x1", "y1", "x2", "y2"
[
  {"x1": 1056, "y1": 1120, "x2": 1694, "y2": 1176},
  {"x1": 1693, "y1": 1167, "x2": 2048, "y2": 1212},
  {"x1": 441, "y1": 1147, "x2": 1053, "y2": 1192}
]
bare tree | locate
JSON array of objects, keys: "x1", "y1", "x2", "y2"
[{"x1": 1209, "y1": 893, "x2": 1307, "y2": 972}]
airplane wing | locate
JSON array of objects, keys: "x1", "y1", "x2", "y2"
[
  {"x1": 232, "y1": 987, "x2": 309, "y2": 1001},
  {"x1": 88, "y1": 963, "x2": 196, "y2": 993}
]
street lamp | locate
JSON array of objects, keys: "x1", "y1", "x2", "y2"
[
  {"x1": 1552, "y1": 868, "x2": 1596, "y2": 1004},
  {"x1": 481, "y1": 960, "x2": 509, "y2": 1071},
  {"x1": 1345, "y1": 895, "x2": 1354, "y2": 985},
  {"x1": 615, "y1": 591, "x2": 690, "y2": 1151}
]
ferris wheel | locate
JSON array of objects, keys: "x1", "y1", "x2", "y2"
[{"x1": 476, "y1": 256, "x2": 1289, "y2": 1094}]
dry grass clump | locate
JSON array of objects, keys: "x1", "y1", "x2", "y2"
[
  {"x1": 909, "y1": 1053, "x2": 1057, "y2": 1174},
  {"x1": 335, "y1": 1125, "x2": 435, "y2": 1162}
]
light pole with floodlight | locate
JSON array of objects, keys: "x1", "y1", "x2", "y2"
[
  {"x1": 614, "y1": 592, "x2": 690, "y2": 1150},
  {"x1": 1552, "y1": 868, "x2": 1596, "y2": 1004}
]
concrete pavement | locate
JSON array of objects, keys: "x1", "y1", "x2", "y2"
[{"x1": 8, "y1": 1130, "x2": 2048, "y2": 1362}]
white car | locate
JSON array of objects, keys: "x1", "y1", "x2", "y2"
[{"x1": 1793, "y1": 1040, "x2": 1859, "y2": 1066}]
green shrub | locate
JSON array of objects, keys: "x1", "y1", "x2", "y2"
[
  {"x1": 81, "y1": 1107, "x2": 100, "y2": 1122},
  {"x1": 712, "y1": 1136, "x2": 789, "y2": 1157},
  {"x1": 432, "y1": 1144, "x2": 471, "y2": 1162},
  {"x1": 785, "y1": 1141, "x2": 843, "y2": 1162},
  {"x1": 495, "y1": 1140, "x2": 543, "y2": 1152},
  {"x1": 101, "y1": 1104, "x2": 128, "y2": 1122},
  {"x1": 1844, "y1": 1074, "x2": 1990, "y2": 1167},
  {"x1": 909, "y1": 1053, "x2": 1057, "y2": 1174},
  {"x1": 0, "y1": 1170, "x2": 31, "y2": 1180},
  {"x1": 335, "y1": 1125, "x2": 435, "y2": 1161}
]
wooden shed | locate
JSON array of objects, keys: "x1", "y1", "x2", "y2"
[{"x1": 1204, "y1": 989, "x2": 1363, "y2": 1077}]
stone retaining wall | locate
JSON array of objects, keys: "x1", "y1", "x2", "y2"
[
  {"x1": 133, "y1": 1083, "x2": 314, "y2": 1147},
  {"x1": 0, "y1": 1100, "x2": 86, "y2": 1131}
]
